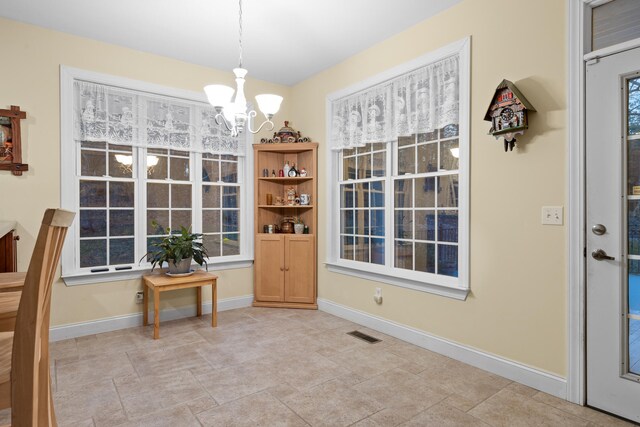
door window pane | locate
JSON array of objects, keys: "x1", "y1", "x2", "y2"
[
  {"x1": 629, "y1": 77, "x2": 640, "y2": 136},
  {"x1": 628, "y1": 260, "x2": 640, "y2": 375}
]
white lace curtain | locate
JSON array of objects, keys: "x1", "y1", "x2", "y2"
[
  {"x1": 330, "y1": 54, "x2": 459, "y2": 150},
  {"x1": 73, "y1": 81, "x2": 242, "y2": 155}
]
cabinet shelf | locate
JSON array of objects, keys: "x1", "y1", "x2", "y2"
[
  {"x1": 257, "y1": 205, "x2": 314, "y2": 209},
  {"x1": 258, "y1": 177, "x2": 313, "y2": 182}
]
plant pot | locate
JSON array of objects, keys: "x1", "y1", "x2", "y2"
[
  {"x1": 294, "y1": 224, "x2": 304, "y2": 234},
  {"x1": 168, "y1": 257, "x2": 192, "y2": 274}
]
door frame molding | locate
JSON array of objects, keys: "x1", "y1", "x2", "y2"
[{"x1": 568, "y1": 0, "x2": 640, "y2": 405}]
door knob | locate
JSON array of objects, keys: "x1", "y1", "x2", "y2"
[
  {"x1": 592, "y1": 224, "x2": 607, "y2": 235},
  {"x1": 592, "y1": 249, "x2": 615, "y2": 261}
]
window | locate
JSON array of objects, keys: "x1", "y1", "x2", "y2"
[
  {"x1": 327, "y1": 38, "x2": 469, "y2": 299},
  {"x1": 61, "y1": 68, "x2": 253, "y2": 284}
]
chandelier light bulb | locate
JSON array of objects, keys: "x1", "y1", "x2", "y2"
[
  {"x1": 256, "y1": 94, "x2": 283, "y2": 117},
  {"x1": 204, "y1": 85, "x2": 234, "y2": 109}
]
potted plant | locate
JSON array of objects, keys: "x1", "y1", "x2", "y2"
[
  {"x1": 293, "y1": 217, "x2": 305, "y2": 234},
  {"x1": 141, "y1": 224, "x2": 209, "y2": 275}
]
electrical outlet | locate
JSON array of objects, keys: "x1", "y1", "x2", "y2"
[
  {"x1": 135, "y1": 291, "x2": 144, "y2": 304},
  {"x1": 542, "y1": 206, "x2": 563, "y2": 225}
]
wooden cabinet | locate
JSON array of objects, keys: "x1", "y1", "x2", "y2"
[
  {"x1": 253, "y1": 143, "x2": 317, "y2": 309},
  {"x1": 0, "y1": 223, "x2": 17, "y2": 273}
]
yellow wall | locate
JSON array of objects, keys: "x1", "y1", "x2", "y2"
[
  {"x1": 0, "y1": 18, "x2": 291, "y2": 326},
  {"x1": 290, "y1": 0, "x2": 567, "y2": 376}
]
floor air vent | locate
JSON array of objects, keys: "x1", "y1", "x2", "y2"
[{"x1": 347, "y1": 330, "x2": 381, "y2": 344}]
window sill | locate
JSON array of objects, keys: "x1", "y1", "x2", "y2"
[
  {"x1": 324, "y1": 261, "x2": 469, "y2": 301},
  {"x1": 62, "y1": 259, "x2": 254, "y2": 286}
]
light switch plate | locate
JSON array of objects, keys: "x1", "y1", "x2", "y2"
[{"x1": 542, "y1": 206, "x2": 563, "y2": 225}]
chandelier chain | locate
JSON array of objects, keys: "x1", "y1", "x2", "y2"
[{"x1": 238, "y1": 0, "x2": 243, "y2": 68}]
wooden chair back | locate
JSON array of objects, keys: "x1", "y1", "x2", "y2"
[{"x1": 11, "y1": 209, "x2": 75, "y2": 427}]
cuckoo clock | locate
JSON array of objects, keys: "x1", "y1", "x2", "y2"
[
  {"x1": 0, "y1": 105, "x2": 28, "y2": 175},
  {"x1": 484, "y1": 80, "x2": 536, "y2": 152}
]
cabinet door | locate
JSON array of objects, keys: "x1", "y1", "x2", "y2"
[
  {"x1": 255, "y1": 235, "x2": 285, "y2": 302},
  {"x1": 284, "y1": 235, "x2": 315, "y2": 304}
]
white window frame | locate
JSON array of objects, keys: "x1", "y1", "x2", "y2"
[
  {"x1": 325, "y1": 37, "x2": 470, "y2": 300},
  {"x1": 60, "y1": 66, "x2": 254, "y2": 286}
]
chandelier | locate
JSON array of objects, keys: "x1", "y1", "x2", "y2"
[{"x1": 204, "y1": 0, "x2": 282, "y2": 137}]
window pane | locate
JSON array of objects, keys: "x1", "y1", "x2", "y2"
[
  {"x1": 395, "y1": 210, "x2": 413, "y2": 239},
  {"x1": 147, "y1": 210, "x2": 168, "y2": 234},
  {"x1": 222, "y1": 233, "x2": 240, "y2": 255},
  {"x1": 438, "y1": 244, "x2": 458, "y2": 277},
  {"x1": 80, "y1": 210, "x2": 106, "y2": 237},
  {"x1": 110, "y1": 182, "x2": 134, "y2": 207},
  {"x1": 370, "y1": 181, "x2": 384, "y2": 208},
  {"x1": 341, "y1": 210, "x2": 354, "y2": 234},
  {"x1": 440, "y1": 139, "x2": 459, "y2": 171},
  {"x1": 202, "y1": 185, "x2": 221, "y2": 208},
  {"x1": 438, "y1": 211, "x2": 459, "y2": 243},
  {"x1": 109, "y1": 153, "x2": 133, "y2": 178},
  {"x1": 355, "y1": 236, "x2": 369, "y2": 263},
  {"x1": 80, "y1": 239, "x2": 107, "y2": 268},
  {"x1": 110, "y1": 238, "x2": 134, "y2": 265},
  {"x1": 147, "y1": 237, "x2": 163, "y2": 255},
  {"x1": 343, "y1": 155, "x2": 356, "y2": 180},
  {"x1": 370, "y1": 209, "x2": 385, "y2": 237},
  {"x1": 203, "y1": 210, "x2": 221, "y2": 233},
  {"x1": 170, "y1": 157, "x2": 190, "y2": 181},
  {"x1": 171, "y1": 210, "x2": 192, "y2": 231},
  {"x1": 394, "y1": 179, "x2": 412, "y2": 208},
  {"x1": 80, "y1": 181, "x2": 106, "y2": 207},
  {"x1": 371, "y1": 238, "x2": 385, "y2": 265},
  {"x1": 203, "y1": 160, "x2": 220, "y2": 183},
  {"x1": 354, "y1": 210, "x2": 369, "y2": 236},
  {"x1": 418, "y1": 131, "x2": 438, "y2": 142},
  {"x1": 222, "y1": 210, "x2": 239, "y2": 232},
  {"x1": 203, "y1": 234, "x2": 221, "y2": 257},
  {"x1": 398, "y1": 146, "x2": 415, "y2": 175},
  {"x1": 442, "y1": 124, "x2": 459, "y2": 138},
  {"x1": 81, "y1": 150, "x2": 106, "y2": 176},
  {"x1": 110, "y1": 210, "x2": 134, "y2": 236},
  {"x1": 221, "y1": 161, "x2": 238, "y2": 183},
  {"x1": 415, "y1": 210, "x2": 435, "y2": 241},
  {"x1": 171, "y1": 184, "x2": 192, "y2": 208},
  {"x1": 341, "y1": 236, "x2": 354, "y2": 260},
  {"x1": 147, "y1": 155, "x2": 168, "y2": 180},
  {"x1": 438, "y1": 175, "x2": 459, "y2": 208},
  {"x1": 223, "y1": 186, "x2": 239, "y2": 208},
  {"x1": 355, "y1": 183, "x2": 369, "y2": 208},
  {"x1": 357, "y1": 154, "x2": 372, "y2": 179},
  {"x1": 341, "y1": 184, "x2": 354, "y2": 208},
  {"x1": 372, "y1": 151, "x2": 386, "y2": 177},
  {"x1": 398, "y1": 135, "x2": 415, "y2": 147},
  {"x1": 417, "y1": 143, "x2": 438, "y2": 174},
  {"x1": 415, "y1": 242, "x2": 436, "y2": 273},
  {"x1": 395, "y1": 241, "x2": 413, "y2": 270},
  {"x1": 147, "y1": 183, "x2": 169, "y2": 208},
  {"x1": 81, "y1": 141, "x2": 106, "y2": 150},
  {"x1": 415, "y1": 177, "x2": 436, "y2": 208}
]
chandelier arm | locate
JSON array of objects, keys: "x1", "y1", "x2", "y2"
[
  {"x1": 245, "y1": 110, "x2": 276, "y2": 134},
  {"x1": 214, "y1": 113, "x2": 236, "y2": 133}
]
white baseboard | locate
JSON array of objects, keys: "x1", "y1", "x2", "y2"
[
  {"x1": 49, "y1": 295, "x2": 254, "y2": 342},
  {"x1": 318, "y1": 298, "x2": 567, "y2": 400}
]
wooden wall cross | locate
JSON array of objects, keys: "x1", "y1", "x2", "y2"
[{"x1": 0, "y1": 105, "x2": 28, "y2": 176}]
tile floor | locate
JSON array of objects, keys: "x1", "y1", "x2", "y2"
[{"x1": 0, "y1": 307, "x2": 634, "y2": 426}]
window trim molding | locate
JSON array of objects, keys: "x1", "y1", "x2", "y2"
[
  {"x1": 324, "y1": 37, "x2": 471, "y2": 299},
  {"x1": 60, "y1": 66, "x2": 254, "y2": 286}
]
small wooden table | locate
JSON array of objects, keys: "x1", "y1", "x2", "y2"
[{"x1": 142, "y1": 270, "x2": 218, "y2": 339}]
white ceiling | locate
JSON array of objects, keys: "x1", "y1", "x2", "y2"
[{"x1": 0, "y1": 0, "x2": 462, "y2": 86}]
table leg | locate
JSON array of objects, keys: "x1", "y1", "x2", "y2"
[
  {"x1": 212, "y1": 280, "x2": 217, "y2": 328},
  {"x1": 143, "y1": 284, "x2": 149, "y2": 326},
  {"x1": 153, "y1": 289, "x2": 160, "y2": 339},
  {"x1": 197, "y1": 286, "x2": 202, "y2": 317}
]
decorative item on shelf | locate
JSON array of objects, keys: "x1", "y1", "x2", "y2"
[
  {"x1": 299, "y1": 167, "x2": 307, "y2": 177},
  {"x1": 203, "y1": 0, "x2": 283, "y2": 137},
  {"x1": 275, "y1": 196, "x2": 284, "y2": 206},
  {"x1": 271, "y1": 169, "x2": 276, "y2": 177},
  {"x1": 278, "y1": 169, "x2": 284, "y2": 177},
  {"x1": 262, "y1": 168, "x2": 269, "y2": 177},
  {"x1": 260, "y1": 121, "x2": 311, "y2": 143},
  {"x1": 288, "y1": 162, "x2": 298, "y2": 177},
  {"x1": 300, "y1": 193, "x2": 310, "y2": 205},
  {"x1": 303, "y1": 225, "x2": 309, "y2": 234},
  {"x1": 293, "y1": 217, "x2": 304, "y2": 234},
  {"x1": 140, "y1": 223, "x2": 209, "y2": 275},
  {"x1": 283, "y1": 160, "x2": 290, "y2": 177},
  {"x1": 484, "y1": 79, "x2": 536, "y2": 152},
  {"x1": 266, "y1": 193, "x2": 273, "y2": 205},
  {"x1": 286, "y1": 186, "x2": 297, "y2": 206},
  {"x1": 0, "y1": 105, "x2": 28, "y2": 176},
  {"x1": 280, "y1": 216, "x2": 295, "y2": 234}
]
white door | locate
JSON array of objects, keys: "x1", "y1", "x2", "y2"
[{"x1": 586, "y1": 46, "x2": 640, "y2": 423}]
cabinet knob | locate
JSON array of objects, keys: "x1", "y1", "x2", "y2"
[
  {"x1": 285, "y1": 267, "x2": 289, "y2": 271},
  {"x1": 280, "y1": 266, "x2": 284, "y2": 271}
]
